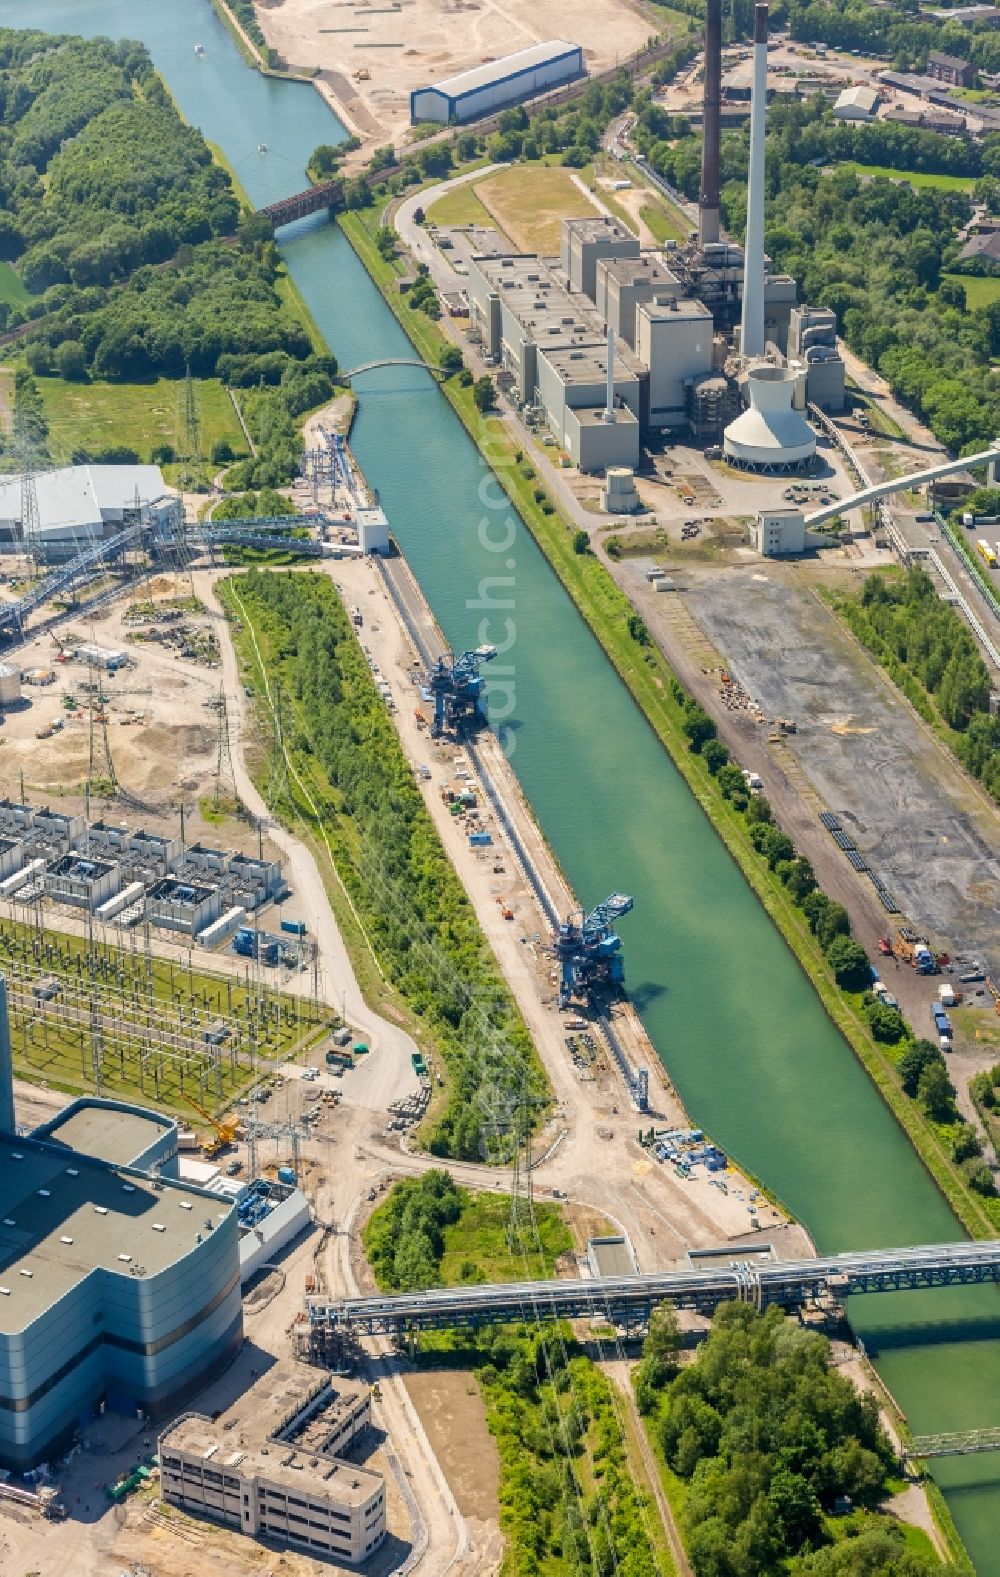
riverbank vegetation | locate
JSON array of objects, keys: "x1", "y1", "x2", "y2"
[
  {"x1": 220, "y1": 571, "x2": 548, "y2": 1161},
  {"x1": 636, "y1": 1302, "x2": 950, "y2": 1577},
  {"x1": 831, "y1": 568, "x2": 1000, "y2": 804},
  {"x1": 363, "y1": 1171, "x2": 573, "y2": 1289},
  {"x1": 0, "y1": 26, "x2": 325, "y2": 479}
]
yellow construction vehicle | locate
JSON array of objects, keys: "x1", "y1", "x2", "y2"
[{"x1": 185, "y1": 1095, "x2": 239, "y2": 1157}]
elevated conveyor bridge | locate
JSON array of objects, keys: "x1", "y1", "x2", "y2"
[{"x1": 308, "y1": 1238, "x2": 1000, "y2": 1335}]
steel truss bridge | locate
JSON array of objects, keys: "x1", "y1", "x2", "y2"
[
  {"x1": 307, "y1": 1239, "x2": 1000, "y2": 1336},
  {"x1": 259, "y1": 179, "x2": 344, "y2": 229},
  {"x1": 905, "y1": 1427, "x2": 1000, "y2": 1463}
]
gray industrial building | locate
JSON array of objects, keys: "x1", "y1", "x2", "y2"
[
  {"x1": 146, "y1": 875, "x2": 222, "y2": 936},
  {"x1": 596, "y1": 254, "x2": 682, "y2": 348},
  {"x1": 410, "y1": 39, "x2": 583, "y2": 124},
  {"x1": 45, "y1": 851, "x2": 121, "y2": 911},
  {"x1": 788, "y1": 306, "x2": 846, "y2": 411},
  {"x1": 160, "y1": 1361, "x2": 386, "y2": 1562},
  {"x1": 0, "y1": 465, "x2": 180, "y2": 560},
  {"x1": 0, "y1": 999, "x2": 242, "y2": 1471},
  {"x1": 562, "y1": 216, "x2": 640, "y2": 300}
]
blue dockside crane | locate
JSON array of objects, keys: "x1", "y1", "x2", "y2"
[
  {"x1": 427, "y1": 644, "x2": 497, "y2": 737},
  {"x1": 554, "y1": 893, "x2": 634, "y2": 1007}
]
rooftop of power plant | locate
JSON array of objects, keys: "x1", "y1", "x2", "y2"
[
  {"x1": 563, "y1": 216, "x2": 635, "y2": 245},
  {"x1": 538, "y1": 342, "x2": 643, "y2": 385},
  {"x1": 162, "y1": 1361, "x2": 380, "y2": 1503},
  {"x1": 639, "y1": 297, "x2": 714, "y2": 324},
  {"x1": 598, "y1": 255, "x2": 682, "y2": 293},
  {"x1": 35, "y1": 1101, "x2": 172, "y2": 1168},
  {"x1": 0, "y1": 1132, "x2": 232, "y2": 1332}
]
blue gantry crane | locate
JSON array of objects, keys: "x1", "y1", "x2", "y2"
[
  {"x1": 554, "y1": 893, "x2": 634, "y2": 1008},
  {"x1": 426, "y1": 645, "x2": 497, "y2": 737}
]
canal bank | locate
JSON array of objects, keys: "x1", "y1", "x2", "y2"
[{"x1": 4, "y1": 2, "x2": 1000, "y2": 1568}]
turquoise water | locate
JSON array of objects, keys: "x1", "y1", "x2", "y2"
[{"x1": 8, "y1": 2, "x2": 1000, "y2": 1565}]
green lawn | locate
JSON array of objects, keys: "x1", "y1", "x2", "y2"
[
  {"x1": 942, "y1": 271, "x2": 1000, "y2": 309},
  {"x1": 426, "y1": 182, "x2": 494, "y2": 228},
  {"x1": 476, "y1": 162, "x2": 600, "y2": 253},
  {"x1": 0, "y1": 261, "x2": 29, "y2": 309},
  {"x1": 37, "y1": 375, "x2": 248, "y2": 465},
  {"x1": 836, "y1": 161, "x2": 975, "y2": 191},
  {"x1": 640, "y1": 198, "x2": 691, "y2": 244},
  {"x1": 437, "y1": 1191, "x2": 573, "y2": 1284}
]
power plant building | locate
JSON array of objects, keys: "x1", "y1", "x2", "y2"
[
  {"x1": 410, "y1": 39, "x2": 583, "y2": 124},
  {"x1": 562, "y1": 216, "x2": 640, "y2": 302},
  {"x1": 636, "y1": 298, "x2": 714, "y2": 428},
  {"x1": 159, "y1": 1361, "x2": 386, "y2": 1563}
]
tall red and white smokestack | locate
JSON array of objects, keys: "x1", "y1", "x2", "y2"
[
  {"x1": 699, "y1": 0, "x2": 722, "y2": 246},
  {"x1": 740, "y1": 1, "x2": 768, "y2": 357}
]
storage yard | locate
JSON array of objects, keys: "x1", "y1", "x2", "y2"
[{"x1": 253, "y1": 0, "x2": 651, "y2": 148}]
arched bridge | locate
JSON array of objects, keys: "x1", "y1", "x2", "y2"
[{"x1": 341, "y1": 357, "x2": 447, "y2": 381}]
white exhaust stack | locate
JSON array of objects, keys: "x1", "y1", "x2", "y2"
[
  {"x1": 603, "y1": 325, "x2": 616, "y2": 422},
  {"x1": 740, "y1": 1, "x2": 768, "y2": 359}
]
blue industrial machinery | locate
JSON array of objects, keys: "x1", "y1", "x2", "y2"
[
  {"x1": 427, "y1": 644, "x2": 497, "y2": 737},
  {"x1": 554, "y1": 893, "x2": 634, "y2": 1007}
]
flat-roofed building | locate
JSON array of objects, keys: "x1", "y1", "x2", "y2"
[
  {"x1": 31, "y1": 1096, "x2": 179, "y2": 1177},
  {"x1": 146, "y1": 876, "x2": 222, "y2": 937},
  {"x1": 0, "y1": 1128, "x2": 240, "y2": 1469},
  {"x1": 44, "y1": 851, "x2": 120, "y2": 911},
  {"x1": 562, "y1": 216, "x2": 640, "y2": 302},
  {"x1": 467, "y1": 252, "x2": 609, "y2": 402},
  {"x1": 0, "y1": 837, "x2": 22, "y2": 884},
  {"x1": 636, "y1": 297, "x2": 714, "y2": 428},
  {"x1": 536, "y1": 341, "x2": 644, "y2": 469},
  {"x1": 595, "y1": 254, "x2": 682, "y2": 348},
  {"x1": 0, "y1": 465, "x2": 180, "y2": 561},
  {"x1": 159, "y1": 1361, "x2": 386, "y2": 1563},
  {"x1": 410, "y1": 39, "x2": 583, "y2": 124}
]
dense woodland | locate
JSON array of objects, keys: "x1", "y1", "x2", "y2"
[
  {"x1": 636, "y1": 1303, "x2": 947, "y2": 1576},
  {"x1": 0, "y1": 29, "x2": 335, "y2": 480},
  {"x1": 226, "y1": 572, "x2": 548, "y2": 1160},
  {"x1": 841, "y1": 568, "x2": 1000, "y2": 803}
]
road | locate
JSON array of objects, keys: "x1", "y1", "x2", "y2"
[
  {"x1": 394, "y1": 164, "x2": 504, "y2": 291},
  {"x1": 197, "y1": 569, "x2": 422, "y2": 1111}
]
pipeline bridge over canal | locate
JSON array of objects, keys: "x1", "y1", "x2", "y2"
[{"x1": 307, "y1": 1238, "x2": 1000, "y2": 1336}]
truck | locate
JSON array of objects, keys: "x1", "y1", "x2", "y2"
[
  {"x1": 938, "y1": 982, "x2": 958, "y2": 1008},
  {"x1": 931, "y1": 1002, "x2": 952, "y2": 1049}
]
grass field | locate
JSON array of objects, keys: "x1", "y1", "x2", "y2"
[
  {"x1": 0, "y1": 261, "x2": 29, "y2": 310},
  {"x1": 640, "y1": 198, "x2": 691, "y2": 244},
  {"x1": 1, "y1": 915, "x2": 327, "y2": 1116},
  {"x1": 437, "y1": 1192, "x2": 573, "y2": 1283},
  {"x1": 836, "y1": 161, "x2": 975, "y2": 191},
  {"x1": 475, "y1": 163, "x2": 600, "y2": 253},
  {"x1": 37, "y1": 375, "x2": 248, "y2": 466},
  {"x1": 426, "y1": 182, "x2": 494, "y2": 229},
  {"x1": 942, "y1": 271, "x2": 1000, "y2": 309}
]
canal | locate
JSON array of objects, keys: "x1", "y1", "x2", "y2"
[{"x1": 9, "y1": 2, "x2": 1000, "y2": 1566}]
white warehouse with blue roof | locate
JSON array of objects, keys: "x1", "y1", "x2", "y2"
[{"x1": 410, "y1": 39, "x2": 584, "y2": 124}]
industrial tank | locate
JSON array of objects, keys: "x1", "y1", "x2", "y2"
[{"x1": 0, "y1": 664, "x2": 21, "y2": 705}]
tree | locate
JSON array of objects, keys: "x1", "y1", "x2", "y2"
[
  {"x1": 962, "y1": 1157, "x2": 996, "y2": 1195},
  {"x1": 472, "y1": 375, "x2": 495, "y2": 413},
  {"x1": 952, "y1": 1126, "x2": 982, "y2": 1163},
  {"x1": 918, "y1": 1058, "x2": 956, "y2": 1122},
  {"x1": 643, "y1": 1301, "x2": 681, "y2": 1382},
  {"x1": 899, "y1": 1039, "x2": 942, "y2": 1097},
  {"x1": 628, "y1": 613, "x2": 651, "y2": 646},
  {"x1": 701, "y1": 738, "x2": 730, "y2": 775},
  {"x1": 439, "y1": 344, "x2": 463, "y2": 374},
  {"x1": 826, "y1": 936, "x2": 871, "y2": 992},
  {"x1": 375, "y1": 225, "x2": 396, "y2": 260},
  {"x1": 683, "y1": 703, "x2": 717, "y2": 752},
  {"x1": 760, "y1": 825, "x2": 794, "y2": 870},
  {"x1": 572, "y1": 529, "x2": 590, "y2": 554},
  {"x1": 862, "y1": 994, "x2": 906, "y2": 1044},
  {"x1": 815, "y1": 900, "x2": 850, "y2": 951},
  {"x1": 55, "y1": 339, "x2": 87, "y2": 381},
  {"x1": 768, "y1": 1467, "x2": 820, "y2": 1551}
]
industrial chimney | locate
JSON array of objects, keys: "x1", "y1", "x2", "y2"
[
  {"x1": 699, "y1": 0, "x2": 722, "y2": 247},
  {"x1": 740, "y1": 1, "x2": 768, "y2": 358}
]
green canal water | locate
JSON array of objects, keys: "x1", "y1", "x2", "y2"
[{"x1": 12, "y1": 2, "x2": 1000, "y2": 1565}]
